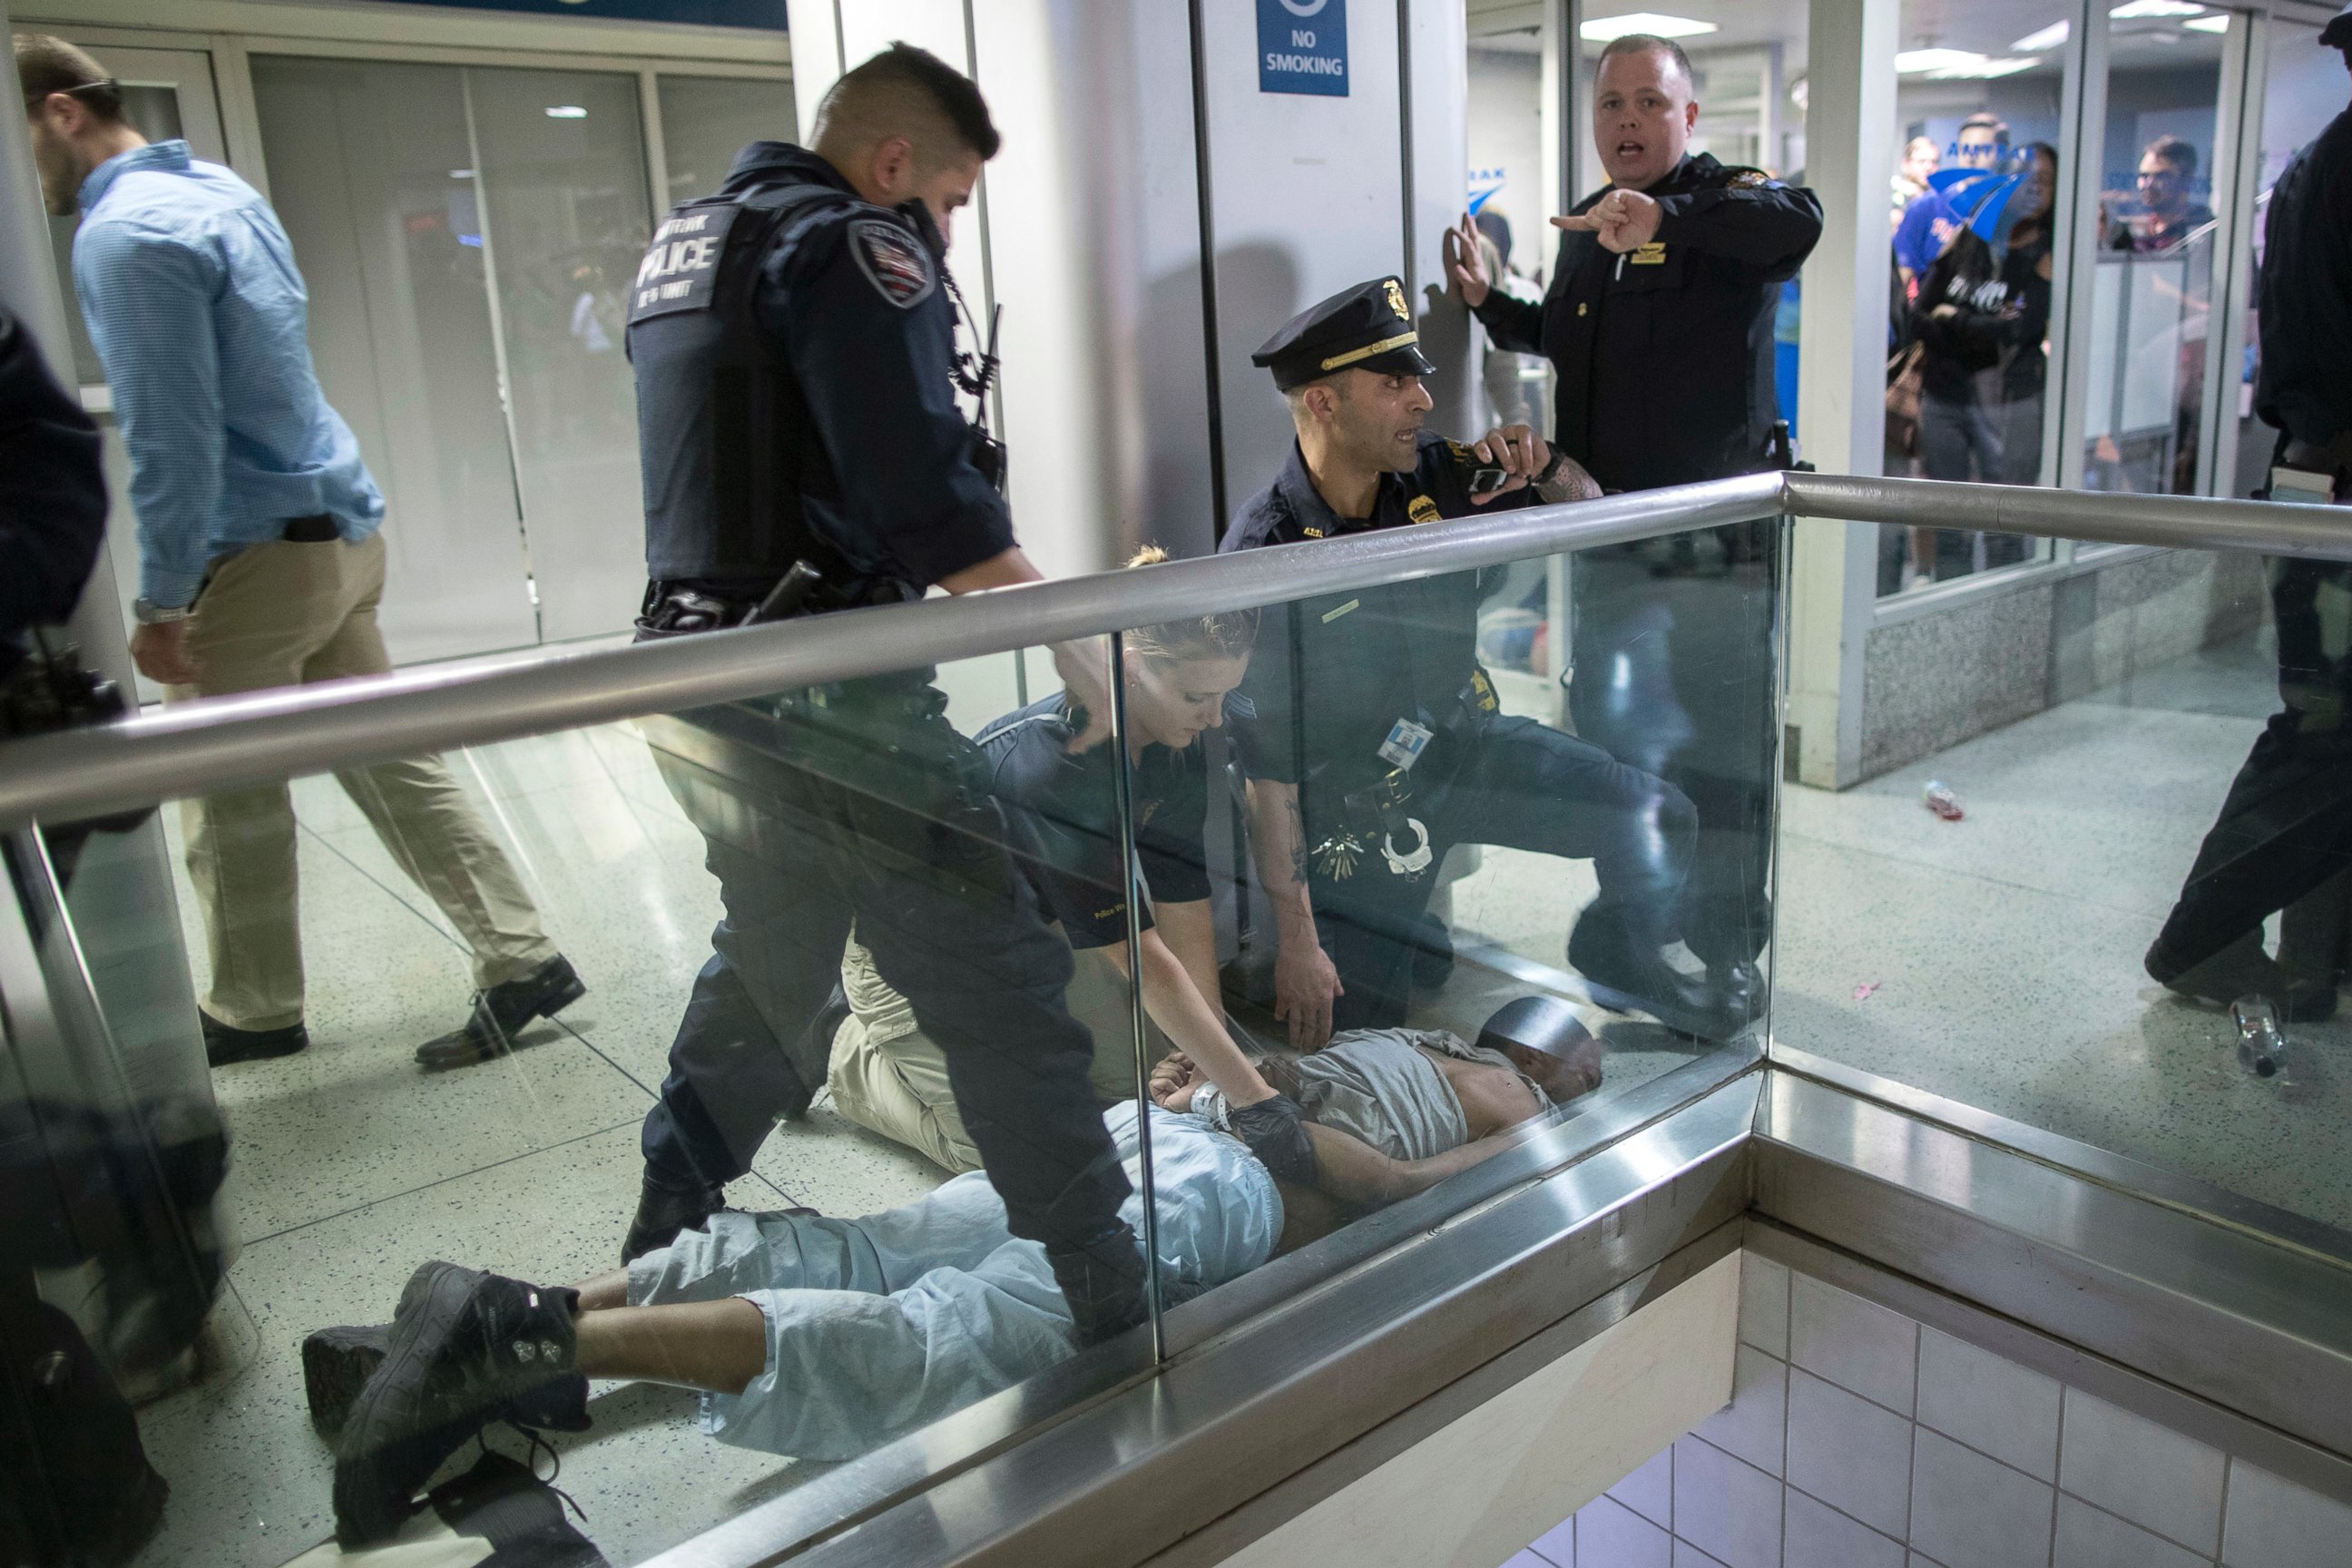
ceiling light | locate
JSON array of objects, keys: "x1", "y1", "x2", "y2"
[
  {"x1": 1580, "y1": 12, "x2": 1720, "y2": 43},
  {"x1": 2110, "y1": 0, "x2": 2204, "y2": 17},
  {"x1": 544, "y1": 104, "x2": 588, "y2": 119},
  {"x1": 1935, "y1": 56, "x2": 2042, "y2": 78},
  {"x1": 2012, "y1": 21, "x2": 2069, "y2": 51},
  {"x1": 448, "y1": 169, "x2": 475, "y2": 179},
  {"x1": 1896, "y1": 47, "x2": 1988, "y2": 74},
  {"x1": 2182, "y1": 14, "x2": 2231, "y2": 30}
]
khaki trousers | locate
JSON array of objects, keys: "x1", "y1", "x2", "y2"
[
  {"x1": 172, "y1": 532, "x2": 556, "y2": 1031},
  {"x1": 824, "y1": 931, "x2": 1170, "y2": 1175}
]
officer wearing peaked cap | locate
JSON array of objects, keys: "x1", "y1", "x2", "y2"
[
  {"x1": 616, "y1": 44, "x2": 1154, "y2": 1347},
  {"x1": 1220, "y1": 278, "x2": 1725, "y2": 1051}
]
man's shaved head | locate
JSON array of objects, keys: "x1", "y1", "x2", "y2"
[{"x1": 812, "y1": 42, "x2": 999, "y2": 174}]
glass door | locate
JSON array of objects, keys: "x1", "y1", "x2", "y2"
[{"x1": 42, "y1": 45, "x2": 229, "y2": 698}]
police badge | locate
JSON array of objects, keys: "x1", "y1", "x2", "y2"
[{"x1": 1384, "y1": 277, "x2": 1408, "y2": 320}]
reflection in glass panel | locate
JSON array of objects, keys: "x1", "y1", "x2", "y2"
[
  {"x1": 659, "y1": 74, "x2": 799, "y2": 204},
  {"x1": 1878, "y1": 0, "x2": 2068, "y2": 594},
  {"x1": 1782, "y1": 536, "x2": 2352, "y2": 1236},
  {"x1": 2084, "y1": 5, "x2": 2230, "y2": 496},
  {"x1": 250, "y1": 55, "x2": 539, "y2": 662},
  {"x1": 467, "y1": 67, "x2": 655, "y2": 642},
  {"x1": 1157, "y1": 522, "x2": 1776, "y2": 1317},
  {"x1": 37, "y1": 638, "x2": 1160, "y2": 1562}
]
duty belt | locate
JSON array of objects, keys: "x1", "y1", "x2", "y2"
[{"x1": 1308, "y1": 669, "x2": 1500, "y2": 884}]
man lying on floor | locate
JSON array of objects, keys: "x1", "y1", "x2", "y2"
[{"x1": 309, "y1": 996, "x2": 1601, "y2": 1546}]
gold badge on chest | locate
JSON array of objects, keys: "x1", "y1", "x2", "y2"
[
  {"x1": 1407, "y1": 495, "x2": 1442, "y2": 524},
  {"x1": 1630, "y1": 241, "x2": 1667, "y2": 266}
]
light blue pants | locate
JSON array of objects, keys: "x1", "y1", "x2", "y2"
[{"x1": 625, "y1": 1102, "x2": 1281, "y2": 1458}]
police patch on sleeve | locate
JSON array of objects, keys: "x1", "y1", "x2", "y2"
[
  {"x1": 1728, "y1": 169, "x2": 1773, "y2": 189},
  {"x1": 849, "y1": 219, "x2": 936, "y2": 309}
]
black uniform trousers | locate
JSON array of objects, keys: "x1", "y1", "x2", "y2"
[
  {"x1": 2145, "y1": 558, "x2": 2352, "y2": 985},
  {"x1": 1568, "y1": 534, "x2": 1779, "y2": 974},
  {"x1": 636, "y1": 674, "x2": 1130, "y2": 1254},
  {"x1": 1308, "y1": 714, "x2": 1695, "y2": 1030}
]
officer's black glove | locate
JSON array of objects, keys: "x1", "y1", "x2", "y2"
[{"x1": 1230, "y1": 1093, "x2": 1319, "y2": 1187}]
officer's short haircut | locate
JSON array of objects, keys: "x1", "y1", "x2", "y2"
[
  {"x1": 815, "y1": 43, "x2": 1001, "y2": 169},
  {"x1": 15, "y1": 33, "x2": 124, "y2": 123},
  {"x1": 1958, "y1": 112, "x2": 2010, "y2": 147},
  {"x1": 2145, "y1": 133, "x2": 2197, "y2": 177},
  {"x1": 1594, "y1": 34, "x2": 1695, "y2": 93}
]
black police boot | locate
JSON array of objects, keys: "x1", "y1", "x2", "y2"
[
  {"x1": 332, "y1": 1261, "x2": 585, "y2": 1547},
  {"x1": 416, "y1": 955, "x2": 588, "y2": 1071},
  {"x1": 1046, "y1": 1222, "x2": 1152, "y2": 1347},
  {"x1": 622, "y1": 1174, "x2": 726, "y2": 1265},
  {"x1": 1566, "y1": 923, "x2": 1724, "y2": 1040},
  {"x1": 1705, "y1": 959, "x2": 1767, "y2": 1034},
  {"x1": 201, "y1": 1010, "x2": 310, "y2": 1066}
]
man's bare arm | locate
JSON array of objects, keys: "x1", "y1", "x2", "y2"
[
  {"x1": 1244, "y1": 778, "x2": 1342, "y2": 1050},
  {"x1": 1301, "y1": 1123, "x2": 1513, "y2": 1208}
]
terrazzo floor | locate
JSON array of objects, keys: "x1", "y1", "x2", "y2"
[
  {"x1": 122, "y1": 662, "x2": 1705, "y2": 1568},
  {"x1": 1774, "y1": 628, "x2": 2352, "y2": 1234}
]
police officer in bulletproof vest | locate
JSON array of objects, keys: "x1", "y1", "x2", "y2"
[
  {"x1": 1220, "y1": 279, "x2": 1710, "y2": 1049},
  {"x1": 1446, "y1": 33, "x2": 1822, "y2": 1030},
  {"x1": 619, "y1": 44, "x2": 1155, "y2": 1339}
]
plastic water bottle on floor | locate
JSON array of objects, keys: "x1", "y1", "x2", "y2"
[
  {"x1": 2230, "y1": 995, "x2": 2284, "y2": 1078},
  {"x1": 1923, "y1": 780, "x2": 1965, "y2": 821}
]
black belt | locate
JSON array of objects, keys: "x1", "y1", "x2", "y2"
[{"x1": 282, "y1": 514, "x2": 338, "y2": 543}]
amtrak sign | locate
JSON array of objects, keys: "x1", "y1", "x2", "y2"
[{"x1": 1258, "y1": 0, "x2": 1348, "y2": 97}]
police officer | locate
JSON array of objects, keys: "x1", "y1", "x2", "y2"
[
  {"x1": 1220, "y1": 278, "x2": 1705, "y2": 1050},
  {"x1": 619, "y1": 44, "x2": 1148, "y2": 1340},
  {"x1": 2143, "y1": 9, "x2": 2352, "y2": 1014},
  {"x1": 1446, "y1": 33, "x2": 1822, "y2": 1027}
]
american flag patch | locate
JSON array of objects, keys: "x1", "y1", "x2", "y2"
[{"x1": 849, "y1": 219, "x2": 936, "y2": 309}]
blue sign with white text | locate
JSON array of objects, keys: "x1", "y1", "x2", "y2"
[{"x1": 1258, "y1": 0, "x2": 1348, "y2": 97}]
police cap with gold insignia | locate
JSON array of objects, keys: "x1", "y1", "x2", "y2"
[{"x1": 1251, "y1": 276, "x2": 1436, "y2": 390}]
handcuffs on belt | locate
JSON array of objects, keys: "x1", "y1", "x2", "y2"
[{"x1": 1308, "y1": 671, "x2": 1501, "y2": 882}]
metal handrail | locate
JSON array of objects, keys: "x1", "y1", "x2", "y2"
[{"x1": 0, "y1": 471, "x2": 2343, "y2": 831}]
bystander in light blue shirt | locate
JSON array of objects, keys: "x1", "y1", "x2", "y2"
[{"x1": 72, "y1": 140, "x2": 382, "y2": 609}]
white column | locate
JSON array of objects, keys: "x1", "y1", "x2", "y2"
[{"x1": 1786, "y1": 0, "x2": 1898, "y2": 789}]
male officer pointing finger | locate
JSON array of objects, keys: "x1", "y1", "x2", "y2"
[{"x1": 1448, "y1": 34, "x2": 1821, "y2": 1029}]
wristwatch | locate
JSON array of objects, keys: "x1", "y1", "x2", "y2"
[{"x1": 133, "y1": 597, "x2": 191, "y2": 625}]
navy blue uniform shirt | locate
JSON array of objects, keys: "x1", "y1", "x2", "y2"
[
  {"x1": 719, "y1": 142, "x2": 1012, "y2": 590},
  {"x1": 2256, "y1": 106, "x2": 2352, "y2": 448},
  {"x1": 1219, "y1": 432, "x2": 1524, "y2": 790},
  {"x1": 976, "y1": 693, "x2": 1216, "y2": 948},
  {"x1": 0, "y1": 310, "x2": 106, "y2": 677},
  {"x1": 1475, "y1": 152, "x2": 1822, "y2": 491}
]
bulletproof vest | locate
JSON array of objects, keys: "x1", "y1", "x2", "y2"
[{"x1": 626, "y1": 183, "x2": 867, "y2": 585}]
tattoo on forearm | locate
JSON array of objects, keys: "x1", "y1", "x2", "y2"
[{"x1": 1285, "y1": 799, "x2": 1307, "y2": 884}]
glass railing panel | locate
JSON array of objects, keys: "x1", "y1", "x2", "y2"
[
  {"x1": 22, "y1": 638, "x2": 1152, "y2": 1566},
  {"x1": 1117, "y1": 516, "x2": 1781, "y2": 1326},
  {"x1": 1779, "y1": 540, "x2": 2352, "y2": 1235}
]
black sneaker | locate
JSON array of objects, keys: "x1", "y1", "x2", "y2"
[
  {"x1": 621, "y1": 1175, "x2": 725, "y2": 1265},
  {"x1": 201, "y1": 1011, "x2": 309, "y2": 1066},
  {"x1": 415, "y1": 955, "x2": 588, "y2": 1071},
  {"x1": 303, "y1": 1323, "x2": 390, "y2": 1443},
  {"x1": 331, "y1": 1261, "x2": 583, "y2": 1547}
]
